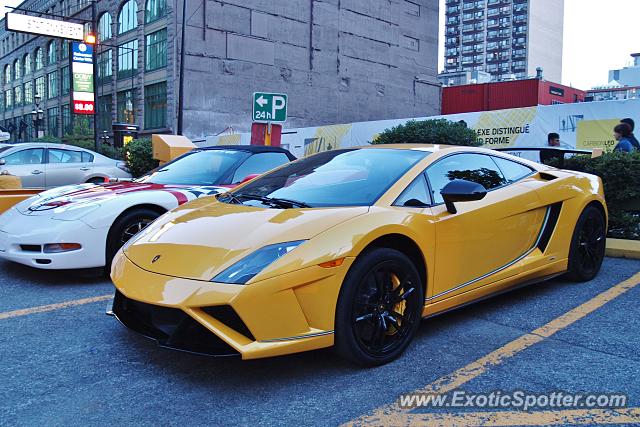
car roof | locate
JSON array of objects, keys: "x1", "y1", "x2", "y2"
[
  {"x1": 199, "y1": 145, "x2": 296, "y2": 159},
  {"x1": 0, "y1": 142, "x2": 98, "y2": 153}
]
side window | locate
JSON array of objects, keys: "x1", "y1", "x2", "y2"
[
  {"x1": 491, "y1": 156, "x2": 534, "y2": 182},
  {"x1": 81, "y1": 152, "x2": 94, "y2": 163},
  {"x1": 394, "y1": 173, "x2": 431, "y2": 207},
  {"x1": 426, "y1": 154, "x2": 507, "y2": 204},
  {"x1": 49, "y1": 149, "x2": 83, "y2": 163},
  {"x1": 3, "y1": 148, "x2": 44, "y2": 165},
  {"x1": 231, "y1": 152, "x2": 290, "y2": 183}
]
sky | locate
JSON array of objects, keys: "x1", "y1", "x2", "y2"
[{"x1": 1, "y1": 0, "x2": 637, "y2": 89}]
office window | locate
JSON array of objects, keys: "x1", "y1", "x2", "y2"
[
  {"x1": 117, "y1": 89, "x2": 135, "y2": 124},
  {"x1": 62, "y1": 104, "x2": 71, "y2": 135},
  {"x1": 61, "y1": 41, "x2": 69, "y2": 59},
  {"x1": 61, "y1": 66, "x2": 70, "y2": 95},
  {"x1": 14, "y1": 86, "x2": 22, "y2": 107},
  {"x1": 35, "y1": 48, "x2": 44, "y2": 70},
  {"x1": 118, "y1": 0, "x2": 138, "y2": 34},
  {"x1": 14, "y1": 59, "x2": 21, "y2": 80},
  {"x1": 5, "y1": 90, "x2": 12, "y2": 109},
  {"x1": 98, "y1": 94, "x2": 112, "y2": 132},
  {"x1": 98, "y1": 49, "x2": 113, "y2": 83},
  {"x1": 98, "y1": 13, "x2": 113, "y2": 41},
  {"x1": 35, "y1": 76, "x2": 45, "y2": 99},
  {"x1": 4, "y1": 64, "x2": 10, "y2": 83},
  {"x1": 145, "y1": 29, "x2": 167, "y2": 71},
  {"x1": 23, "y1": 81, "x2": 33, "y2": 104},
  {"x1": 23, "y1": 53, "x2": 31, "y2": 75},
  {"x1": 47, "y1": 71, "x2": 58, "y2": 99},
  {"x1": 144, "y1": 81, "x2": 166, "y2": 129},
  {"x1": 47, "y1": 106, "x2": 59, "y2": 137},
  {"x1": 47, "y1": 41, "x2": 57, "y2": 65},
  {"x1": 117, "y1": 39, "x2": 138, "y2": 79},
  {"x1": 145, "y1": 0, "x2": 166, "y2": 23}
]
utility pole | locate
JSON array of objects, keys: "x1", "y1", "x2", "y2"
[
  {"x1": 91, "y1": 0, "x2": 99, "y2": 151},
  {"x1": 177, "y1": 0, "x2": 187, "y2": 135}
]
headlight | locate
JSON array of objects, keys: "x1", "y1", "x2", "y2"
[{"x1": 212, "y1": 240, "x2": 306, "y2": 285}]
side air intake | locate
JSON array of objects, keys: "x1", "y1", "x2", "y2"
[{"x1": 537, "y1": 203, "x2": 563, "y2": 252}]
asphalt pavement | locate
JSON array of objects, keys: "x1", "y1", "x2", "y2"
[{"x1": 0, "y1": 257, "x2": 639, "y2": 426}]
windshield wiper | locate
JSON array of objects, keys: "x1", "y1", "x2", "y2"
[
  {"x1": 238, "y1": 194, "x2": 311, "y2": 208},
  {"x1": 217, "y1": 192, "x2": 243, "y2": 205}
]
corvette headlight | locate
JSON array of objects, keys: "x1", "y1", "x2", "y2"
[{"x1": 212, "y1": 240, "x2": 306, "y2": 285}]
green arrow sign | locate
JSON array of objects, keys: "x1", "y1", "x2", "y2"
[{"x1": 253, "y1": 92, "x2": 288, "y2": 123}]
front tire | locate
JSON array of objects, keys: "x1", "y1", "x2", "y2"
[
  {"x1": 566, "y1": 206, "x2": 606, "y2": 282},
  {"x1": 105, "y1": 208, "x2": 160, "y2": 274},
  {"x1": 335, "y1": 248, "x2": 424, "y2": 366}
]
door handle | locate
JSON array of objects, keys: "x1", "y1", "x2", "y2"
[
  {"x1": 79, "y1": 167, "x2": 90, "y2": 171},
  {"x1": 31, "y1": 170, "x2": 43, "y2": 175}
]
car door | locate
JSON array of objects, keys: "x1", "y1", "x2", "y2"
[
  {"x1": 45, "y1": 148, "x2": 92, "y2": 187},
  {"x1": 425, "y1": 153, "x2": 546, "y2": 301},
  {"x1": 0, "y1": 148, "x2": 46, "y2": 188}
]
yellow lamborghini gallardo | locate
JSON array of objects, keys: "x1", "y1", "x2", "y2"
[{"x1": 110, "y1": 145, "x2": 607, "y2": 365}]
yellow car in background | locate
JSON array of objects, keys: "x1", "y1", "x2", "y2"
[{"x1": 110, "y1": 145, "x2": 607, "y2": 366}]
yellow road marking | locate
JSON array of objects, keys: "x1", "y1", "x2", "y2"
[
  {"x1": 0, "y1": 294, "x2": 113, "y2": 320},
  {"x1": 381, "y1": 408, "x2": 640, "y2": 426},
  {"x1": 348, "y1": 271, "x2": 640, "y2": 426}
]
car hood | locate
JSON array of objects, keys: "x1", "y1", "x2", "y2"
[
  {"x1": 16, "y1": 182, "x2": 227, "y2": 215},
  {"x1": 122, "y1": 198, "x2": 369, "y2": 281}
]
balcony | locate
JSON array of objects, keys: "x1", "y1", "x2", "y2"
[
  {"x1": 446, "y1": 6, "x2": 461, "y2": 14},
  {"x1": 462, "y1": 24, "x2": 475, "y2": 33},
  {"x1": 446, "y1": 27, "x2": 460, "y2": 36},
  {"x1": 446, "y1": 0, "x2": 460, "y2": 4},
  {"x1": 447, "y1": 17, "x2": 460, "y2": 25}
]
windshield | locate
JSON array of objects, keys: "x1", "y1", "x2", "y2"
[
  {"x1": 138, "y1": 150, "x2": 250, "y2": 185},
  {"x1": 231, "y1": 148, "x2": 428, "y2": 207}
]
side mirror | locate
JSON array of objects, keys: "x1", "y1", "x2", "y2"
[
  {"x1": 440, "y1": 179, "x2": 487, "y2": 214},
  {"x1": 241, "y1": 173, "x2": 260, "y2": 184},
  {"x1": 0, "y1": 158, "x2": 5, "y2": 166}
]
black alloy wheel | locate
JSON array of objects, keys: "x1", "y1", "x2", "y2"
[
  {"x1": 566, "y1": 206, "x2": 606, "y2": 282},
  {"x1": 335, "y1": 248, "x2": 424, "y2": 366}
]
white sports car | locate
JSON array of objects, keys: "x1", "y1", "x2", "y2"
[{"x1": 0, "y1": 145, "x2": 295, "y2": 270}]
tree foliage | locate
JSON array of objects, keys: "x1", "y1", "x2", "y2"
[
  {"x1": 124, "y1": 138, "x2": 158, "y2": 178},
  {"x1": 372, "y1": 119, "x2": 480, "y2": 146}
]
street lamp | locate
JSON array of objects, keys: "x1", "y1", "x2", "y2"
[{"x1": 31, "y1": 93, "x2": 44, "y2": 140}]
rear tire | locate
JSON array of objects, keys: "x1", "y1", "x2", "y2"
[
  {"x1": 335, "y1": 248, "x2": 424, "y2": 366},
  {"x1": 565, "y1": 206, "x2": 606, "y2": 282},
  {"x1": 105, "y1": 208, "x2": 161, "y2": 275}
]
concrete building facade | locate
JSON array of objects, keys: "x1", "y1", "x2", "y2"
[
  {"x1": 0, "y1": 0, "x2": 441, "y2": 143},
  {"x1": 443, "y1": 0, "x2": 563, "y2": 83}
]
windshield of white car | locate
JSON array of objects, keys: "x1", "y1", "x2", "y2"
[
  {"x1": 137, "y1": 150, "x2": 250, "y2": 185},
  {"x1": 226, "y1": 148, "x2": 428, "y2": 208}
]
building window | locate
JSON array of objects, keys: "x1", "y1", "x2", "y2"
[
  {"x1": 35, "y1": 48, "x2": 44, "y2": 70},
  {"x1": 47, "y1": 71, "x2": 58, "y2": 99},
  {"x1": 98, "y1": 13, "x2": 113, "y2": 41},
  {"x1": 145, "y1": 0, "x2": 166, "y2": 23},
  {"x1": 98, "y1": 94, "x2": 112, "y2": 131},
  {"x1": 62, "y1": 104, "x2": 72, "y2": 135},
  {"x1": 35, "y1": 76, "x2": 45, "y2": 99},
  {"x1": 4, "y1": 64, "x2": 11, "y2": 84},
  {"x1": 24, "y1": 81, "x2": 33, "y2": 104},
  {"x1": 14, "y1": 86, "x2": 22, "y2": 107},
  {"x1": 23, "y1": 53, "x2": 31, "y2": 75},
  {"x1": 47, "y1": 41, "x2": 57, "y2": 65},
  {"x1": 145, "y1": 29, "x2": 167, "y2": 71},
  {"x1": 144, "y1": 81, "x2": 166, "y2": 129},
  {"x1": 117, "y1": 39, "x2": 138, "y2": 79},
  {"x1": 118, "y1": 0, "x2": 138, "y2": 34},
  {"x1": 117, "y1": 89, "x2": 135, "y2": 124},
  {"x1": 5, "y1": 90, "x2": 12, "y2": 110},
  {"x1": 14, "y1": 59, "x2": 21, "y2": 80},
  {"x1": 61, "y1": 41, "x2": 69, "y2": 59},
  {"x1": 22, "y1": 114, "x2": 32, "y2": 140},
  {"x1": 61, "y1": 66, "x2": 70, "y2": 95},
  {"x1": 47, "y1": 106, "x2": 59, "y2": 137},
  {"x1": 98, "y1": 49, "x2": 113, "y2": 83}
]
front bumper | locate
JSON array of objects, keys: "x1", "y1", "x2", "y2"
[
  {"x1": 111, "y1": 250, "x2": 354, "y2": 359},
  {"x1": 0, "y1": 207, "x2": 108, "y2": 269}
]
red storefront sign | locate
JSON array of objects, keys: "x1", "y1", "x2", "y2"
[{"x1": 73, "y1": 100, "x2": 95, "y2": 115}]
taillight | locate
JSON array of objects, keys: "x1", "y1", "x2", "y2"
[{"x1": 116, "y1": 162, "x2": 130, "y2": 173}]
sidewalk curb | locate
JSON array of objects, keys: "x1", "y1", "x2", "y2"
[{"x1": 606, "y1": 238, "x2": 640, "y2": 260}]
